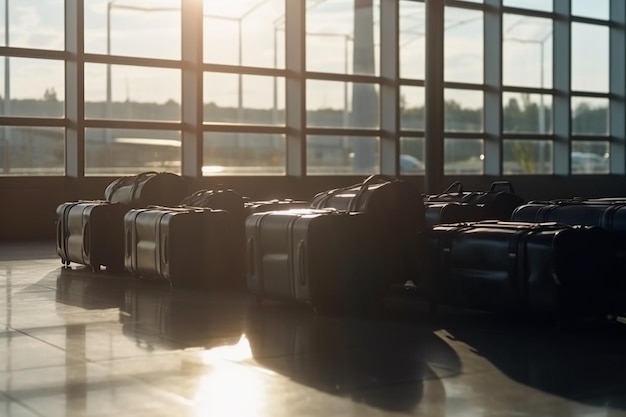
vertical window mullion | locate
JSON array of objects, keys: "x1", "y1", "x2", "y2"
[
  {"x1": 484, "y1": 0, "x2": 502, "y2": 176},
  {"x1": 181, "y1": 0, "x2": 203, "y2": 177},
  {"x1": 380, "y1": 0, "x2": 399, "y2": 176},
  {"x1": 285, "y1": 0, "x2": 305, "y2": 177},
  {"x1": 65, "y1": 0, "x2": 84, "y2": 178},
  {"x1": 610, "y1": 0, "x2": 626, "y2": 175},
  {"x1": 425, "y1": 0, "x2": 444, "y2": 193},
  {"x1": 553, "y1": 0, "x2": 571, "y2": 175}
]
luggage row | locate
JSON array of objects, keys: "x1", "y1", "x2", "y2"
[{"x1": 56, "y1": 171, "x2": 626, "y2": 323}]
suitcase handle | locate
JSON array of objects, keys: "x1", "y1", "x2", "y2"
[
  {"x1": 82, "y1": 221, "x2": 90, "y2": 258},
  {"x1": 488, "y1": 181, "x2": 515, "y2": 194},
  {"x1": 348, "y1": 174, "x2": 399, "y2": 212},
  {"x1": 247, "y1": 237, "x2": 255, "y2": 277},
  {"x1": 439, "y1": 181, "x2": 463, "y2": 195},
  {"x1": 161, "y1": 235, "x2": 169, "y2": 265},
  {"x1": 298, "y1": 240, "x2": 306, "y2": 285}
]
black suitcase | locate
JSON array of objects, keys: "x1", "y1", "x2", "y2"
[
  {"x1": 424, "y1": 221, "x2": 618, "y2": 321},
  {"x1": 424, "y1": 181, "x2": 525, "y2": 221},
  {"x1": 124, "y1": 206, "x2": 240, "y2": 289},
  {"x1": 310, "y1": 174, "x2": 424, "y2": 285},
  {"x1": 424, "y1": 202, "x2": 484, "y2": 228},
  {"x1": 244, "y1": 199, "x2": 310, "y2": 214},
  {"x1": 104, "y1": 171, "x2": 188, "y2": 208},
  {"x1": 511, "y1": 200, "x2": 626, "y2": 236},
  {"x1": 56, "y1": 200, "x2": 129, "y2": 271},
  {"x1": 245, "y1": 208, "x2": 387, "y2": 313}
]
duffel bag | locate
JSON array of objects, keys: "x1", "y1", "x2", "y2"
[{"x1": 104, "y1": 171, "x2": 188, "y2": 208}]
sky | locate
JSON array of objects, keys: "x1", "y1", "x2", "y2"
[{"x1": 0, "y1": 0, "x2": 612, "y2": 110}]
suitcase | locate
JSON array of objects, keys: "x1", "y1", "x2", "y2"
[
  {"x1": 104, "y1": 171, "x2": 188, "y2": 207},
  {"x1": 310, "y1": 174, "x2": 424, "y2": 285},
  {"x1": 180, "y1": 186, "x2": 247, "y2": 219},
  {"x1": 424, "y1": 181, "x2": 525, "y2": 221},
  {"x1": 511, "y1": 200, "x2": 626, "y2": 236},
  {"x1": 245, "y1": 208, "x2": 387, "y2": 313},
  {"x1": 424, "y1": 221, "x2": 619, "y2": 321},
  {"x1": 244, "y1": 199, "x2": 310, "y2": 214},
  {"x1": 424, "y1": 202, "x2": 484, "y2": 228},
  {"x1": 56, "y1": 200, "x2": 129, "y2": 271},
  {"x1": 124, "y1": 206, "x2": 240, "y2": 289}
]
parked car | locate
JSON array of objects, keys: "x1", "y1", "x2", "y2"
[{"x1": 571, "y1": 152, "x2": 608, "y2": 174}]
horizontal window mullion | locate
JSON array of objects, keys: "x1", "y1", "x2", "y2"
[
  {"x1": 83, "y1": 119, "x2": 182, "y2": 130},
  {"x1": 203, "y1": 63, "x2": 288, "y2": 78},
  {"x1": 571, "y1": 90, "x2": 611, "y2": 98},
  {"x1": 503, "y1": 133, "x2": 554, "y2": 140},
  {"x1": 399, "y1": 79, "x2": 425, "y2": 87},
  {"x1": 399, "y1": 130, "x2": 425, "y2": 137},
  {"x1": 444, "y1": 82, "x2": 485, "y2": 91},
  {"x1": 503, "y1": 86, "x2": 555, "y2": 95},
  {"x1": 0, "y1": 117, "x2": 67, "y2": 127},
  {"x1": 571, "y1": 135, "x2": 611, "y2": 141},
  {"x1": 306, "y1": 127, "x2": 380, "y2": 137},
  {"x1": 203, "y1": 124, "x2": 287, "y2": 135},
  {"x1": 84, "y1": 53, "x2": 181, "y2": 70},
  {"x1": 306, "y1": 71, "x2": 380, "y2": 84},
  {"x1": 0, "y1": 47, "x2": 67, "y2": 61},
  {"x1": 443, "y1": 132, "x2": 484, "y2": 139}
]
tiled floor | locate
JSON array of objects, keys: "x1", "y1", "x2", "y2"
[{"x1": 1, "y1": 241, "x2": 626, "y2": 417}]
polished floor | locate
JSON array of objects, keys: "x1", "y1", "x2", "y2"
[{"x1": 1, "y1": 241, "x2": 626, "y2": 417}]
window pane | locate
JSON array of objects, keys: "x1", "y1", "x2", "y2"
[
  {"x1": 400, "y1": 86, "x2": 425, "y2": 130},
  {"x1": 0, "y1": 127, "x2": 64, "y2": 176},
  {"x1": 572, "y1": 97, "x2": 609, "y2": 136},
  {"x1": 503, "y1": 93, "x2": 552, "y2": 134},
  {"x1": 84, "y1": 64, "x2": 181, "y2": 121},
  {"x1": 399, "y1": 1, "x2": 425, "y2": 80},
  {"x1": 502, "y1": 15, "x2": 552, "y2": 89},
  {"x1": 503, "y1": 140, "x2": 552, "y2": 175},
  {"x1": 572, "y1": 0, "x2": 609, "y2": 20},
  {"x1": 84, "y1": 0, "x2": 181, "y2": 60},
  {"x1": 204, "y1": 73, "x2": 284, "y2": 125},
  {"x1": 571, "y1": 141, "x2": 609, "y2": 174},
  {"x1": 307, "y1": 81, "x2": 379, "y2": 129},
  {"x1": 204, "y1": 133, "x2": 285, "y2": 176},
  {"x1": 445, "y1": 139, "x2": 483, "y2": 175},
  {"x1": 572, "y1": 23, "x2": 609, "y2": 93},
  {"x1": 0, "y1": 58, "x2": 64, "y2": 117},
  {"x1": 444, "y1": 7, "x2": 483, "y2": 84},
  {"x1": 307, "y1": 135, "x2": 379, "y2": 175},
  {"x1": 445, "y1": 89, "x2": 483, "y2": 132},
  {"x1": 0, "y1": 0, "x2": 64, "y2": 50},
  {"x1": 306, "y1": 0, "x2": 380, "y2": 76},
  {"x1": 503, "y1": 0, "x2": 552, "y2": 12},
  {"x1": 85, "y1": 129, "x2": 180, "y2": 176},
  {"x1": 400, "y1": 137, "x2": 425, "y2": 175},
  {"x1": 203, "y1": 0, "x2": 284, "y2": 68}
]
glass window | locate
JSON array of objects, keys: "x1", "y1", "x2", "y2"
[
  {"x1": 445, "y1": 89, "x2": 483, "y2": 132},
  {"x1": 0, "y1": 127, "x2": 64, "y2": 176},
  {"x1": 0, "y1": 0, "x2": 64, "y2": 50},
  {"x1": 503, "y1": 0, "x2": 552, "y2": 12},
  {"x1": 307, "y1": 135, "x2": 379, "y2": 175},
  {"x1": 400, "y1": 137, "x2": 425, "y2": 175},
  {"x1": 0, "y1": 58, "x2": 64, "y2": 117},
  {"x1": 85, "y1": 128, "x2": 181, "y2": 176},
  {"x1": 400, "y1": 86, "x2": 425, "y2": 131},
  {"x1": 503, "y1": 140, "x2": 552, "y2": 175},
  {"x1": 502, "y1": 15, "x2": 552, "y2": 89},
  {"x1": 204, "y1": 73, "x2": 285, "y2": 125},
  {"x1": 84, "y1": 64, "x2": 181, "y2": 121},
  {"x1": 572, "y1": 23, "x2": 609, "y2": 93},
  {"x1": 444, "y1": 7, "x2": 483, "y2": 84},
  {"x1": 399, "y1": 1, "x2": 425, "y2": 80},
  {"x1": 571, "y1": 141, "x2": 609, "y2": 174},
  {"x1": 445, "y1": 139, "x2": 484, "y2": 175},
  {"x1": 503, "y1": 93, "x2": 552, "y2": 134},
  {"x1": 203, "y1": 0, "x2": 284, "y2": 68},
  {"x1": 84, "y1": 0, "x2": 181, "y2": 60},
  {"x1": 572, "y1": 0, "x2": 609, "y2": 21},
  {"x1": 204, "y1": 132, "x2": 285, "y2": 176},
  {"x1": 306, "y1": 0, "x2": 380, "y2": 76},
  {"x1": 571, "y1": 97, "x2": 609, "y2": 136},
  {"x1": 307, "y1": 81, "x2": 379, "y2": 129}
]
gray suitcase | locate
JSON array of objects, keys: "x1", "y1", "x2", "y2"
[
  {"x1": 245, "y1": 208, "x2": 387, "y2": 313},
  {"x1": 124, "y1": 206, "x2": 239, "y2": 289}
]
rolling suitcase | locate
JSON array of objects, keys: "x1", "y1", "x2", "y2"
[
  {"x1": 511, "y1": 200, "x2": 626, "y2": 236},
  {"x1": 245, "y1": 208, "x2": 387, "y2": 313},
  {"x1": 104, "y1": 171, "x2": 188, "y2": 207},
  {"x1": 424, "y1": 181, "x2": 525, "y2": 221},
  {"x1": 124, "y1": 206, "x2": 240, "y2": 289},
  {"x1": 56, "y1": 200, "x2": 129, "y2": 271},
  {"x1": 244, "y1": 199, "x2": 310, "y2": 214},
  {"x1": 424, "y1": 221, "x2": 618, "y2": 321},
  {"x1": 424, "y1": 202, "x2": 484, "y2": 228},
  {"x1": 310, "y1": 174, "x2": 425, "y2": 285}
]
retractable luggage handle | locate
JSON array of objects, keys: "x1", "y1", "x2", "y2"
[
  {"x1": 488, "y1": 181, "x2": 515, "y2": 194},
  {"x1": 347, "y1": 174, "x2": 398, "y2": 212}
]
